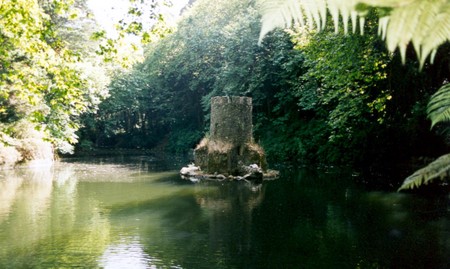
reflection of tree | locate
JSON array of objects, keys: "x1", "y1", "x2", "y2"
[
  {"x1": 0, "y1": 165, "x2": 112, "y2": 268},
  {"x1": 0, "y1": 173, "x2": 23, "y2": 223},
  {"x1": 2, "y1": 163, "x2": 447, "y2": 269},
  {"x1": 247, "y1": 168, "x2": 450, "y2": 269},
  {"x1": 348, "y1": 192, "x2": 450, "y2": 269},
  {"x1": 0, "y1": 168, "x2": 53, "y2": 266},
  {"x1": 195, "y1": 181, "x2": 266, "y2": 260},
  {"x1": 38, "y1": 207, "x2": 111, "y2": 268},
  {"x1": 0, "y1": 167, "x2": 54, "y2": 253},
  {"x1": 103, "y1": 180, "x2": 267, "y2": 268}
]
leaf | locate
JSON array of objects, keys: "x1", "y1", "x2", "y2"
[
  {"x1": 258, "y1": 0, "x2": 363, "y2": 43},
  {"x1": 383, "y1": 0, "x2": 449, "y2": 67},
  {"x1": 258, "y1": 0, "x2": 329, "y2": 43},
  {"x1": 398, "y1": 153, "x2": 450, "y2": 191},
  {"x1": 258, "y1": 0, "x2": 450, "y2": 67},
  {"x1": 357, "y1": 0, "x2": 413, "y2": 6},
  {"x1": 427, "y1": 83, "x2": 450, "y2": 128},
  {"x1": 419, "y1": 3, "x2": 450, "y2": 67},
  {"x1": 383, "y1": 0, "x2": 423, "y2": 63}
]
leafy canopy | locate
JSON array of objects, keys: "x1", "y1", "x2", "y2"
[
  {"x1": 258, "y1": 0, "x2": 450, "y2": 68},
  {"x1": 258, "y1": 0, "x2": 450, "y2": 191},
  {"x1": 0, "y1": 0, "x2": 105, "y2": 154}
]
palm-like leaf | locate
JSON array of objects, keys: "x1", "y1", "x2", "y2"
[
  {"x1": 258, "y1": 0, "x2": 358, "y2": 40},
  {"x1": 258, "y1": 0, "x2": 450, "y2": 191},
  {"x1": 398, "y1": 153, "x2": 450, "y2": 191},
  {"x1": 258, "y1": 0, "x2": 450, "y2": 67},
  {"x1": 427, "y1": 83, "x2": 450, "y2": 128}
]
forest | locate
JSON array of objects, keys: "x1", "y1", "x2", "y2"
[{"x1": 1, "y1": 0, "x2": 450, "y2": 190}]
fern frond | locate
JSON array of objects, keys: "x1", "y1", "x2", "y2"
[
  {"x1": 427, "y1": 83, "x2": 450, "y2": 128},
  {"x1": 384, "y1": 1, "x2": 424, "y2": 63},
  {"x1": 358, "y1": 0, "x2": 414, "y2": 6},
  {"x1": 411, "y1": 1, "x2": 438, "y2": 65},
  {"x1": 259, "y1": 0, "x2": 309, "y2": 42},
  {"x1": 341, "y1": 1, "x2": 360, "y2": 34},
  {"x1": 258, "y1": 0, "x2": 356, "y2": 43},
  {"x1": 377, "y1": 16, "x2": 389, "y2": 39},
  {"x1": 398, "y1": 153, "x2": 450, "y2": 191},
  {"x1": 258, "y1": 0, "x2": 450, "y2": 67},
  {"x1": 420, "y1": 3, "x2": 450, "y2": 67}
]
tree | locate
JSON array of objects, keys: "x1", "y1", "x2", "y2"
[
  {"x1": 0, "y1": 0, "x2": 105, "y2": 164},
  {"x1": 258, "y1": 0, "x2": 450, "y2": 67},
  {"x1": 292, "y1": 16, "x2": 392, "y2": 164},
  {"x1": 85, "y1": 0, "x2": 265, "y2": 152},
  {"x1": 257, "y1": 0, "x2": 450, "y2": 190},
  {"x1": 91, "y1": 0, "x2": 176, "y2": 68}
]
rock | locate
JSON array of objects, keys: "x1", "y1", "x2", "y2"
[
  {"x1": 0, "y1": 144, "x2": 22, "y2": 167},
  {"x1": 182, "y1": 96, "x2": 278, "y2": 181},
  {"x1": 264, "y1": 169, "x2": 280, "y2": 178},
  {"x1": 213, "y1": 174, "x2": 227, "y2": 180},
  {"x1": 241, "y1": 164, "x2": 263, "y2": 183},
  {"x1": 242, "y1": 163, "x2": 263, "y2": 174},
  {"x1": 180, "y1": 164, "x2": 201, "y2": 176}
]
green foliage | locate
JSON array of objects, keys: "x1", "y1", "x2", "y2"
[
  {"x1": 79, "y1": 0, "x2": 448, "y2": 190},
  {"x1": 285, "y1": 16, "x2": 393, "y2": 164},
  {"x1": 91, "y1": 0, "x2": 175, "y2": 68},
  {"x1": 0, "y1": 0, "x2": 106, "y2": 160},
  {"x1": 427, "y1": 83, "x2": 450, "y2": 128},
  {"x1": 90, "y1": 70, "x2": 159, "y2": 148},
  {"x1": 167, "y1": 128, "x2": 202, "y2": 153},
  {"x1": 258, "y1": 0, "x2": 450, "y2": 68},
  {"x1": 84, "y1": 0, "x2": 265, "y2": 152},
  {"x1": 399, "y1": 153, "x2": 450, "y2": 191},
  {"x1": 258, "y1": 1, "x2": 450, "y2": 190},
  {"x1": 260, "y1": 0, "x2": 450, "y2": 193}
]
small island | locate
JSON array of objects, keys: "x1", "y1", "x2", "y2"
[{"x1": 181, "y1": 96, "x2": 279, "y2": 182}]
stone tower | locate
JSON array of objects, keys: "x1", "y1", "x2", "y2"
[{"x1": 194, "y1": 96, "x2": 267, "y2": 176}]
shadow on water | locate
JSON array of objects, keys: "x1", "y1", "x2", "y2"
[
  {"x1": 248, "y1": 168, "x2": 450, "y2": 269},
  {"x1": 62, "y1": 152, "x2": 189, "y2": 172},
  {"x1": 0, "y1": 157, "x2": 448, "y2": 269},
  {"x1": 103, "y1": 167, "x2": 450, "y2": 269},
  {"x1": 101, "y1": 177, "x2": 267, "y2": 268}
]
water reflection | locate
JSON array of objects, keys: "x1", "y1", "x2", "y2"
[
  {"x1": 0, "y1": 167, "x2": 53, "y2": 252},
  {"x1": 194, "y1": 181, "x2": 265, "y2": 257},
  {"x1": 0, "y1": 158, "x2": 448, "y2": 269},
  {"x1": 0, "y1": 164, "x2": 112, "y2": 268},
  {"x1": 0, "y1": 173, "x2": 23, "y2": 223},
  {"x1": 250, "y1": 169, "x2": 450, "y2": 269},
  {"x1": 99, "y1": 236, "x2": 164, "y2": 269}
]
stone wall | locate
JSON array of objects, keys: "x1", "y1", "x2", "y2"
[
  {"x1": 194, "y1": 96, "x2": 267, "y2": 176},
  {"x1": 210, "y1": 96, "x2": 253, "y2": 144}
]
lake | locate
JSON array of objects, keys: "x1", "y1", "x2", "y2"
[{"x1": 0, "y1": 155, "x2": 449, "y2": 269}]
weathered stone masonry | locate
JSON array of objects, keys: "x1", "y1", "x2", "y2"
[{"x1": 194, "y1": 96, "x2": 267, "y2": 176}]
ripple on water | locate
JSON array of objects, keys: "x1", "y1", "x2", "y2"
[{"x1": 98, "y1": 236, "x2": 182, "y2": 269}]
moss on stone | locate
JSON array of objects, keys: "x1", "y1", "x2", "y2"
[{"x1": 194, "y1": 97, "x2": 268, "y2": 176}]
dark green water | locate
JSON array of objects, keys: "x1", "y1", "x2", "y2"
[{"x1": 0, "y1": 156, "x2": 448, "y2": 269}]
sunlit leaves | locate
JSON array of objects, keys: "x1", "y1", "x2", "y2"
[
  {"x1": 258, "y1": 0, "x2": 360, "y2": 42},
  {"x1": 91, "y1": 30, "x2": 107, "y2": 40},
  {"x1": 373, "y1": 0, "x2": 450, "y2": 68},
  {"x1": 89, "y1": 1, "x2": 176, "y2": 69},
  {"x1": 258, "y1": 0, "x2": 450, "y2": 68},
  {"x1": 292, "y1": 19, "x2": 391, "y2": 161},
  {"x1": 0, "y1": 0, "x2": 101, "y2": 154},
  {"x1": 399, "y1": 152, "x2": 450, "y2": 191}
]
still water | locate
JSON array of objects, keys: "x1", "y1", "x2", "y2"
[{"x1": 0, "y1": 155, "x2": 449, "y2": 269}]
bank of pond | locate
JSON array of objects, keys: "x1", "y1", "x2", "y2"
[{"x1": 0, "y1": 155, "x2": 448, "y2": 268}]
